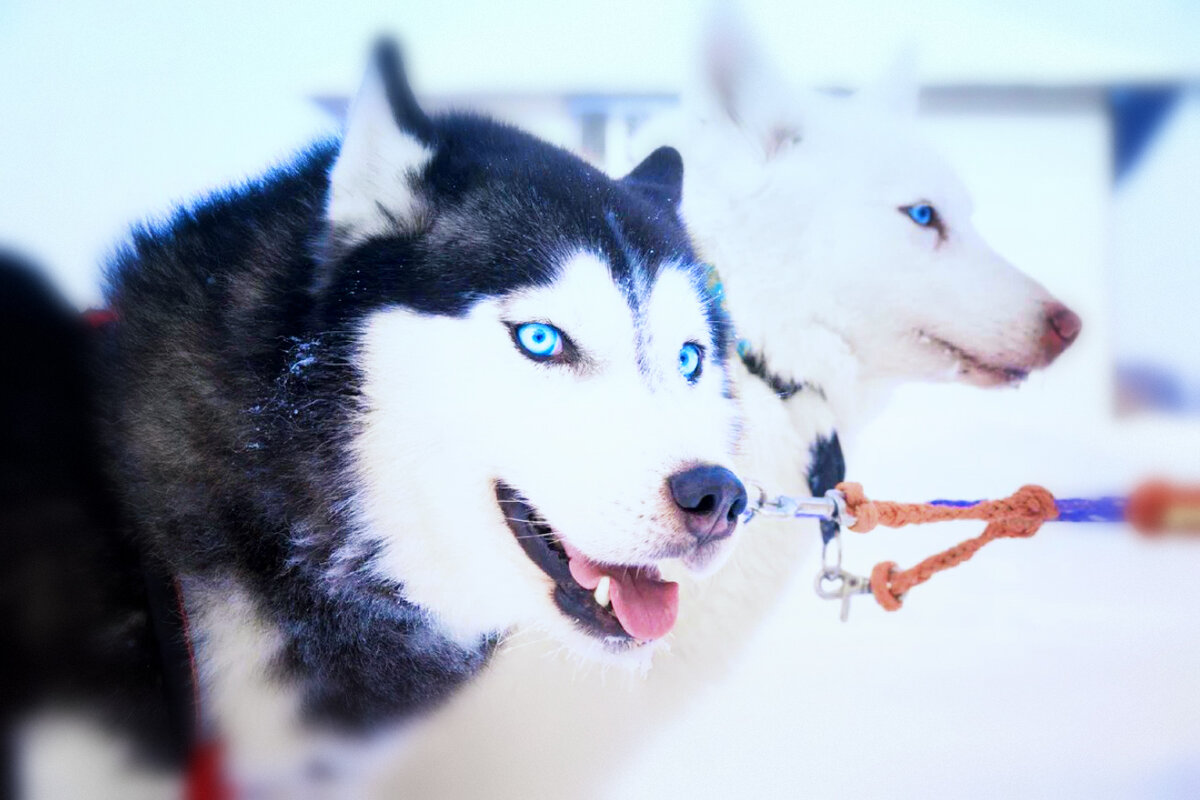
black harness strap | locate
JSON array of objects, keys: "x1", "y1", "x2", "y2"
[{"x1": 139, "y1": 553, "x2": 200, "y2": 763}]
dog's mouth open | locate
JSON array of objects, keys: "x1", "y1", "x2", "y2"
[{"x1": 495, "y1": 482, "x2": 679, "y2": 646}]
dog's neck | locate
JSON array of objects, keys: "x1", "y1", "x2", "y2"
[
  {"x1": 732, "y1": 315, "x2": 890, "y2": 445},
  {"x1": 696, "y1": 231, "x2": 899, "y2": 439}
]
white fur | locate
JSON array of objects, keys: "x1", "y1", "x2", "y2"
[
  {"x1": 16, "y1": 584, "x2": 378, "y2": 800},
  {"x1": 186, "y1": 579, "x2": 301, "y2": 789},
  {"x1": 177, "y1": 95, "x2": 742, "y2": 797},
  {"x1": 647, "y1": 22, "x2": 1067, "y2": 429},
  {"x1": 386, "y1": 12, "x2": 1079, "y2": 799},
  {"x1": 17, "y1": 711, "x2": 180, "y2": 800},
  {"x1": 353, "y1": 250, "x2": 739, "y2": 659},
  {"x1": 184, "y1": 579, "x2": 411, "y2": 798},
  {"x1": 326, "y1": 60, "x2": 432, "y2": 244}
]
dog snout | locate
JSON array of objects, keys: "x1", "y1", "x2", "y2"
[
  {"x1": 667, "y1": 465, "x2": 748, "y2": 546},
  {"x1": 1041, "y1": 302, "x2": 1082, "y2": 361}
]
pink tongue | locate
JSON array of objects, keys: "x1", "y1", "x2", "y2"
[
  {"x1": 564, "y1": 544, "x2": 679, "y2": 641},
  {"x1": 607, "y1": 570, "x2": 679, "y2": 641}
]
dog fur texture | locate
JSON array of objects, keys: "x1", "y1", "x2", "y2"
[
  {"x1": 387, "y1": 13, "x2": 1081, "y2": 800},
  {"x1": 7, "y1": 42, "x2": 746, "y2": 797}
]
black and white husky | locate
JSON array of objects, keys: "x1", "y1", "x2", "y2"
[{"x1": 5, "y1": 41, "x2": 745, "y2": 796}]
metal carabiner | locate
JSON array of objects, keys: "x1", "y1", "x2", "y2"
[
  {"x1": 813, "y1": 566, "x2": 872, "y2": 622},
  {"x1": 740, "y1": 482, "x2": 799, "y2": 524},
  {"x1": 815, "y1": 508, "x2": 869, "y2": 621},
  {"x1": 741, "y1": 483, "x2": 849, "y2": 525},
  {"x1": 824, "y1": 488, "x2": 857, "y2": 530},
  {"x1": 740, "y1": 484, "x2": 869, "y2": 620}
]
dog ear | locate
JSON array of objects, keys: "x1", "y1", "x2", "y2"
[
  {"x1": 701, "y1": 4, "x2": 798, "y2": 156},
  {"x1": 326, "y1": 38, "x2": 435, "y2": 242},
  {"x1": 620, "y1": 147, "x2": 684, "y2": 211},
  {"x1": 860, "y1": 47, "x2": 920, "y2": 119}
]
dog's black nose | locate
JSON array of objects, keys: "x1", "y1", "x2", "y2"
[{"x1": 668, "y1": 465, "x2": 747, "y2": 545}]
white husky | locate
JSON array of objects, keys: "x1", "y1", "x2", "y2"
[{"x1": 386, "y1": 17, "x2": 1080, "y2": 799}]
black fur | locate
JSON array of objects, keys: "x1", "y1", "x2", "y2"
[
  {"x1": 740, "y1": 344, "x2": 826, "y2": 402},
  {"x1": 622, "y1": 146, "x2": 685, "y2": 210},
  {"x1": 806, "y1": 433, "x2": 846, "y2": 544},
  {"x1": 0, "y1": 253, "x2": 180, "y2": 774},
  {"x1": 737, "y1": 339, "x2": 841, "y2": 539},
  {"x1": 92, "y1": 47, "x2": 729, "y2": 740},
  {"x1": 372, "y1": 39, "x2": 437, "y2": 144}
]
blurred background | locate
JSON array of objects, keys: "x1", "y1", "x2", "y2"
[{"x1": 2, "y1": 1, "x2": 1199, "y2": 797}]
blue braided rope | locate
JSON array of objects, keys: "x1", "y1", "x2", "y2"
[{"x1": 928, "y1": 496, "x2": 1127, "y2": 523}]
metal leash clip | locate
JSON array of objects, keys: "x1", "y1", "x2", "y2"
[
  {"x1": 824, "y1": 488, "x2": 856, "y2": 530},
  {"x1": 813, "y1": 495, "x2": 870, "y2": 622},
  {"x1": 740, "y1": 484, "x2": 869, "y2": 621},
  {"x1": 741, "y1": 485, "x2": 854, "y2": 526},
  {"x1": 814, "y1": 565, "x2": 872, "y2": 622},
  {"x1": 740, "y1": 485, "x2": 800, "y2": 523}
]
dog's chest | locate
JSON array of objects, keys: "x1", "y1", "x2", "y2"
[{"x1": 182, "y1": 574, "x2": 498, "y2": 790}]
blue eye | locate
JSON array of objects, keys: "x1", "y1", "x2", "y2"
[
  {"x1": 514, "y1": 322, "x2": 563, "y2": 360},
  {"x1": 904, "y1": 203, "x2": 936, "y2": 227},
  {"x1": 678, "y1": 343, "x2": 703, "y2": 382}
]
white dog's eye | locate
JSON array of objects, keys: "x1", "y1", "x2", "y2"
[
  {"x1": 678, "y1": 342, "x2": 703, "y2": 382},
  {"x1": 513, "y1": 322, "x2": 564, "y2": 360},
  {"x1": 906, "y1": 204, "x2": 934, "y2": 226},
  {"x1": 900, "y1": 203, "x2": 945, "y2": 238}
]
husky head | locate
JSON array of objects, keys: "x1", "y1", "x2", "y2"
[
  {"x1": 321, "y1": 43, "x2": 744, "y2": 662},
  {"x1": 654, "y1": 17, "x2": 1081, "y2": 411}
]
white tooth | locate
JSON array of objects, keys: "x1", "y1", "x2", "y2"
[{"x1": 593, "y1": 575, "x2": 611, "y2": 608}]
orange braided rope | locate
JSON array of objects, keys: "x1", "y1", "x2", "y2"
[{"x1": 835, "y1": 482, "x2": 1059, "y2": 611}]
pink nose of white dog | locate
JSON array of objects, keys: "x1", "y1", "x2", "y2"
[{"x1": 1041, "y1": 302, "x2": 1082, "y2": 362}]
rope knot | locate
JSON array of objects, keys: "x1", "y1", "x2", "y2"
[
  {"x1": 994, "y1": 485, "x2": 1058, "y2": 539},
  {"x1": 836, "y1": 482, "x2": 879, "y2": 533},
  {"x1": 870, "y1": 561, "x2": 903, "y2": 611},
  {"x1": 837, "y1": 483, "x2": 1061, "y2": 612},
  {"x1": 1014, "y1": 484, "x2": 1058, "y2": 522}
]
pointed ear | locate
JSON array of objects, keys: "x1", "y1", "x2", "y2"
[
  {"x1": 621, "y1": 147, "x2": 684, "y2": 211},
  {"x1": 701, "y1": 4, "x2": 799, "y2": 156},
  {"x1": 326, "y1": 39, "x2": 436, "y2": 243},
  {"x1": 860, "y1": 48, "x2": 920, "y2": 119}
]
